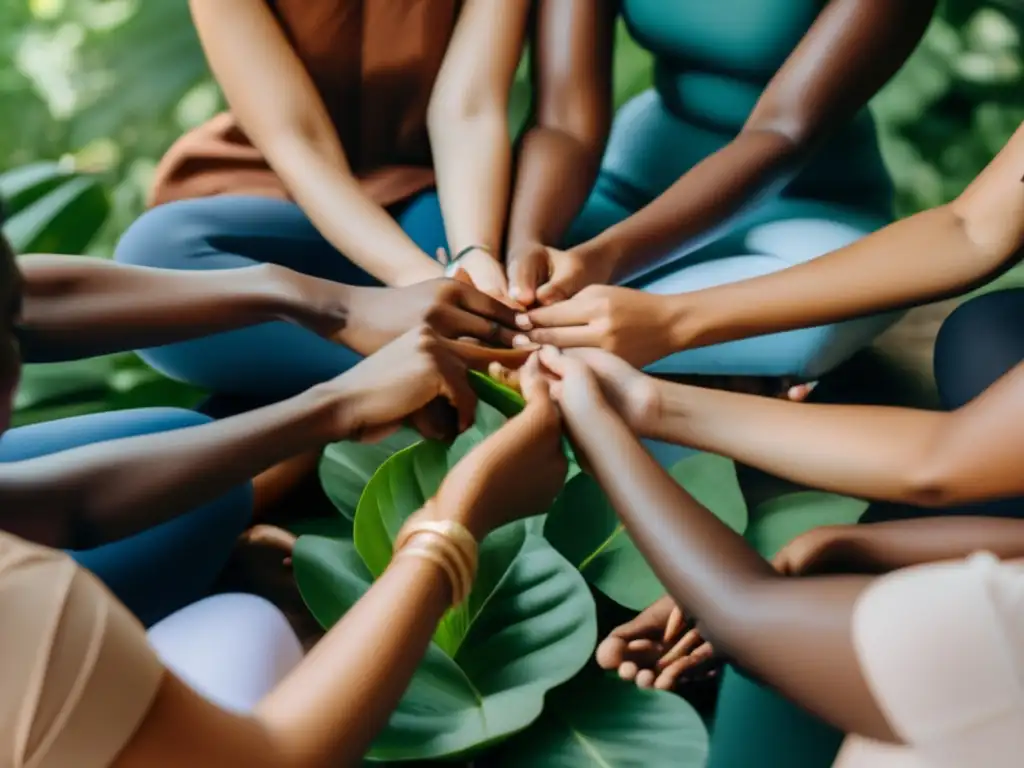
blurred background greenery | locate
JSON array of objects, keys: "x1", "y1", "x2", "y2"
[{"x1": 2, "y1": 0, "x2": 1023, "y2": 426}]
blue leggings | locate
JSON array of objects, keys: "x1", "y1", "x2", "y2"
[
  {"x1": 0, "y1": 408, "x2": 253, "y2": 627},
  {"x1": 114, "y1": 191, "x2": 448, "y2": 399}
]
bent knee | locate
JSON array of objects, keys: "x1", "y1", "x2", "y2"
[{"x1": 114, "y1": 200, "x2": 215, "y2": 269}]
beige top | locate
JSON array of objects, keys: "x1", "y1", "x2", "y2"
[
  {"x1": 835, "y1": 552, "x2": 1024, "y2": 767},
  {"x1": 0, "y1": 532, "x2": 163, "y2": 768}
]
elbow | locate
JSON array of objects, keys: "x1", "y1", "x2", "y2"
[
  {"x1": 899, "y1": 444, "x2": 965, "y2": 509},
  {"x1": 426, "y1": 86, "x2": 507, "y2": 139},
  {"x1": 535, "y1": 92, "x2": 611, "y2": 158}
]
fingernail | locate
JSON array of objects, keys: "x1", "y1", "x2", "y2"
[
  {"x1": 513, "y1": 334, "x2": 537, "y2": 349},
  {"x1": 515, "y1": 314, "x2": 532, "y2": 330}
]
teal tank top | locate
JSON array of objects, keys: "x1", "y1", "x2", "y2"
[{"x1": 611, "y1": 0, "x2": 894, "y2": 217}]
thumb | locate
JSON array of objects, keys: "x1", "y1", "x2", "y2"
[
  {"x1": 536, "y1": 262, "x2": 586, "y2": 306},
  {"x1": 508, "y1": 250, "x2": 548, "y2": 306}
]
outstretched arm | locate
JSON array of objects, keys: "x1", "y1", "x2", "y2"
[
  {"x1": 504, "y1": 0, "x2": 615, "y2": 304},
  {"x1": 15, "y1": 257, "x2": 329, "y2": 362},
  {"x1": 188, "y1": 0, "x2": 441, "y2": 286},
  {"x1": 663, "y1": 109, "x2": 1024, "y2": 351},
  {"x1": 638, "y1": 360, "x2": 1024, "y2": 507},
  {"x1": 543, "y1": 349, "x2": 895, "y2": 741},
  {"x1": 0, "y1": 329, "x2": 482, "y2": 550},
  {"x1": 575, "y1": 0, "x2": 934, "y2": 283},
  {"x1": 115, "y1": 364, "x2": 566, "y2": 768},
  {"x1": 427, "y1": 0, "x2": 532, "y2": 298}
]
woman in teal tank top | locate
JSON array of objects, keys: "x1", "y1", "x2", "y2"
[
  {"x1": 510, "y1": 0, "x2": 935, "y2": 394},
  {"x1": 507, "y1": 3, "x2": 938, "y2": 768}
]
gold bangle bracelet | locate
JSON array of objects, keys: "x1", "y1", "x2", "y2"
[
  {"x1": 396, "y1": 538, "x2": 468, "y2": 605},
  {"x1": 409, "y1": 531, "x2": 474, "y2": 605},
  {"x1": 395, "y1": 520, "x2": 478, "y2": 569}
]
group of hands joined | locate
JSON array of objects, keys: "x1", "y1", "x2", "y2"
[
  {"x1": 279, "y1": 242, "x2": 679, "y2": 368},
  {"x1": 314, "y1": 322, "x2": 844, "y2": 692}
]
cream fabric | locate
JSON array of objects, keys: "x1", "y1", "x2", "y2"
[
  {"x1": 0, "y1": 532, "x2": 164, "y2": 768},
  {"x1": 835, "y1": 553, "x2": 1024, "y2": 767}
]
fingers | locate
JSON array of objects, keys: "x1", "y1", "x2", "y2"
[
  {"x1": 654, "y1": 642, "x2": 718, "y2": 690},
  {"x1": 443, "y1": 337, "x2": 531, "y2": 371},
  {"x1": 487, "y1": 362, "x2": 521, "y2": 393},
  {"x1": 517, "y1": 354, "x2": 551, "y2": 404},
  {"x1": 516, "y1": 325, "x2": 601, "y2": 349},
  {"x1": 455, "y1": 284, "x2": 519, "y2": 329},
  {"x1": 663, "y1": 604, "x2": 686, "y2": 644},
  {"x1": 507, "y1": 249, "x2": 549, "y2": 307},
  {"x1": 444, "y1": 308, "x2": 518, "y2": 348},
  {"x1": 656, "y1": 627, "x2": 705, "y2": 670},
  {"x1": 595, "y1": 596, "x2": 678, "y2": 670},
  {"x1": 517, "y1": 296, "x2": 594, "y2": 330}
]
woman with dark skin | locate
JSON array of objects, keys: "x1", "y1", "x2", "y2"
[
  {"x1": 533, "y1": 345, "x2": 1024, "y2": 767},
  {"x1": 1, "y1": 212, "x2": 525, "y2": 626},
  {"x1": 2, "y1": 229, "x2": 569, "y2": 764},
  {"x1": 113, "y1": 0, "x2": 613, "y2": 400},
  {"x1": 510, "y1": 0, "x2": 936, "y2": 399}
]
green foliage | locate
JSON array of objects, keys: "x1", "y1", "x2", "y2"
[
  {"x1": 493, "y1": 672, "x2": 710, "y2": 767},
  {"x1": 305, "y1": 380, "x2": 876, "y2": 763}
]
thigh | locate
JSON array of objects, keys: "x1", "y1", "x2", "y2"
[
  {"x1": 709, "y1": 668, "x2": 845, "y2": 768},
  {"x1": 637, "y1": 200, "x2": 899, "y2": 379},
  {"x1": 0, "y1": 408, "x2": 253, "y2": 627},
  {"x1": 933, "y1": 288, "x2": 1024, "y2": 410},
  {"x1": 113, "y1": 192, "x2": 446, "y2": 397},
  {"x1": 148, "y1": 593, "x2": 303, "y2": 714}
]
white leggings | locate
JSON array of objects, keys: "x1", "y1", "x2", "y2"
[{"x1": 147, "y1": 593, "x2": 304, "y2": 713}]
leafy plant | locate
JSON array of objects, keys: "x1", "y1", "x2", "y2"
[{"x1": 302, "y1": 376, "x2": 875, "y2": 764}]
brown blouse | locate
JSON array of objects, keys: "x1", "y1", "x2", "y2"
[{"x1": 150, "y1": 0, "x2": 461, "y2": 209}]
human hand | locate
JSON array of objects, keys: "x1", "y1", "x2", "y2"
[
  {"x1": 316, "y1": 325, "x2": 483, "y2": 443},
  {"x1": 771, "y1": 525, "x2": 856, "y2": 576},
  {"x1": 596, "y1": 596, "x2": 720, "y2": 690},
  {"x1": 490, "y1": 347, "x2": 658, "y2": 432},
  {"x1": 512, "y1": 285, "x2": 681, "y2": 367},
  {"x1": 441, "y1": 247, "x2": 517, "y2": 308},
  {"x1": 506, "y1": 243, "x2": 616, "y2": 307},
  {"x1": 290, "y1": 269, "x2": 521, "y2": 355},
  {"x1": 419, "y1": 354, "x2": 568, "y2": 540}
]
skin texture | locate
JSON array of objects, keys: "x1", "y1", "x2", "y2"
[
  {"x1": 2, "y1": 233, "x2": 560, "y2": 767},
  {"x1": 504, "y1": 0, "x2": 616, "y2": 306},
  {"x1": 427, "y1": 0, "x2": 533, "y2": 301},
  {"x1": 549, "y1": 347, "x2": 1024, "y2": 690},
  {"x1": 190, "y1": 0, "x2": 610, "y2": 303},
  {"x1": 520, "y1": 90, "x2": 1024, "y2": 367},
  {"x1": 15, "y1": 256, "x2": 520, "y2": 363},
  {"x1": 116, "y1": 364, "x2": 565, "y2": 768},
  {"x1": 534, "y1": 347, "x2": 897, "y2": 741}
]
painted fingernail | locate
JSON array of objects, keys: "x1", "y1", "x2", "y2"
[{"x1": 515, "y1": 314, "x2": 532, "y2": 330}]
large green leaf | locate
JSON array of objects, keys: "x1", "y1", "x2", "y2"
[
  {"x1": 3, "y1": 176, "x2": 109, "y2": 253},
  {"x1": 545, "y1": 452, "x2": 747, "y2": 610},
  {"x1": 294, "y1": 534, "x2": 596, "y2": 762},
  {"x1": 495, "y1": 672, "x2": 709, "y2": 767},
  {"x1": 746, "y1": 492, "x2": 870, "y2": 559},
  {"x1": 352, "y1": 401, "x2": 509, "y2": 575},
  {"x1": 319, "y1": 427, "x2": 422, "y2": 520},
  {"x1": 0, "y1": 162, "x2": 73, "y2": 213}
]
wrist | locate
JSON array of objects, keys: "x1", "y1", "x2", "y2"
[
  {"x1": 293, "y1": 382, "x2": 354, "y2": 444},
  {"x1": 574, "y1": 235, "x2": 624, "y2": 281},
  {"x1": 239, "y1": 264, "x2": 306, "y2": 323},
  {"x1": 392, "y1": 256, "x2": 445, "y2": 287}
]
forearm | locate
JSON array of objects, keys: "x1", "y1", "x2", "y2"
[
  {"x1": 581, "y1": 129, "x2": 801, "y2": 281},
  {"x1": 568, "y1": 404, "x2": 894, "y2": 740},
  {"x1": 16, "y1": 258, "x2": 308, "y2": 362},
  {"x1": 570, "y1": 407, "x2": 775, "y2": 625},
  {"x1": 506, "y1": 126, "x2": 603, "y2": 251},
  {"x1": 667, "y1": 205, "x2": 1014, "y2": 350},
  {"x1": 834, "y1": 517, "x2": 1024, "y2": 574},
  {"x1": 644, "y1": 381, "x2": 949, "y2": 506},
  {"x1": 270, "y1": 137, "x2": 441, "y2": 286},
  {"x1": 431, "y1": 112, "x2": 513, "y2": 256},
  {"x1": 257, "y1": 555, "x2": 451, "y2": 767},
  {"x1": 0, "y1": 388, "x2": 336, "y2": 547}
]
